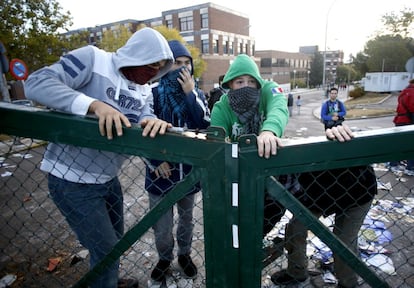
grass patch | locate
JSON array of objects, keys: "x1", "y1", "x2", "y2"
[
  {"x1": 345, "y1": 92, "x2": 390, "y2": 105},
  {"x1": 346, "y1": 108, "x2": 395, "y2": 119},
  {"x1": 344, "y1": 92, "x2": 395, "y2": 119}
]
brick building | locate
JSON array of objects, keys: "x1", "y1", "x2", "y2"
[{"x1": 63, "y1": 2, "x2": 342, "y2": 93}]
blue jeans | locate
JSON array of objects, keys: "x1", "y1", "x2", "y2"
[
  {"x1": 48, "y1": 174, "x2": 123, "y2": 288},
  {"x1": 149, "y1": 193, "x2": 195, "y2": 261}
]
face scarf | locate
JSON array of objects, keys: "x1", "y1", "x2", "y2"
[
  {"x1": 228, "y1": 86, "x2": 261, "y2": 135},
  {"x1": 120, "y1": 66, "x2": 158, "y2": 85},
  {"x1": 156, "y1": 67, "x2": 188, "y2": 126}
]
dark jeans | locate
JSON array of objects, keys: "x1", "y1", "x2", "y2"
[
  {"x1": 390, "y1": 123, "x2": 414, "y2": 170},
  {"x1": 285, "y1": 200, "x2": 372, "y2": 287},
  {"x1": 149, "y1": 193, "x2": 196, "y2": 261},
  {"x1": 48, "y1": 174, "x2": 123, "y2": 288}
]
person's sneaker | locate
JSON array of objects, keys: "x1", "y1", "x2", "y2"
[
  {"x1": 178, "y1": 254, "x2": 197, "y2": 278},
  {"x1": 118, "y1": 278, "x2": 139, "y2": 288},
  {"x1": 404, "y1": 169, "x2": 414, "y2": 176},
  {"x1": 271, "y1": 269, "x2": 308, "y2": 285},
  {"x1": 151, "y1": 260, "x2": 171, "y2": 282}
]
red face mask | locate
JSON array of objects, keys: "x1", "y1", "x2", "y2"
[{"x1": 120, "y1": 66, "x2": 159, "y2": 85}]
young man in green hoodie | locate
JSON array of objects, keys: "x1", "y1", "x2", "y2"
[
  {"x1": 210, "y1": 54, "x2": 288, "y2": 159},
  {"x1": 210, "y1": 53, "x2": 290, "y2": 245}
]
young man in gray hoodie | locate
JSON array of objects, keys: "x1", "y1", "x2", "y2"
[{"x1": 24, "y1": 27, "x2": 174, "y2": 288}]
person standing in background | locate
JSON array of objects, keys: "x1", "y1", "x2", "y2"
[
  {"x1": 287, "y1": 93, "x2": 294, "y2": 117},
  {"x1": 208, "y1": 74, "x2": 226, "y2": 111},
  {"x1": 320, "y1": 87, "x2": 346, "y2": 129},
  {"x1": 296, "y1": 95, "x2": 302, "y2": 115},
  {"x1": 388, "y1": 78, "x2": 414, "y2": 176}
]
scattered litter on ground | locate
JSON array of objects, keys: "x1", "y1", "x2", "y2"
[
  {"x1": 377, "y1": 180, "x2": 392, "y2": 191},
  {"x1": 0, "y1": 274, "x2": 17, "y2": 288},
  {"x1": 1, "y1": 171, "x2": 12, "y2": 177},
  {"x1": 70, "y1": 249, "x2": 89, "y2": 266},
  {"x1": 46, "y1": 257, "x2": 62, "y2": 272}
]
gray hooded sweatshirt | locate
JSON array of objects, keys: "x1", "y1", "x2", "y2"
[{"x1": 24, "y1": 27, "x2": 174, "y2": 184}]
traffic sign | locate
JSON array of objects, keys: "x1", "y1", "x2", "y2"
[{"x1": 9, "y1": 58, "x2": 28, "y2": 80}]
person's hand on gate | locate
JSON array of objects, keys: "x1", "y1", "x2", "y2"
[
  {"x1": 257, "y1": 130, "x2": 284, "y2": 158},
  {"x1": 325, "y1": 124, "x2": 354, "y2": 142}
]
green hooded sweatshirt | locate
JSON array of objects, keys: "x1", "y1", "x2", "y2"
[{"x1": 211, "y1": 54, "x2": 288, "y2": 141}]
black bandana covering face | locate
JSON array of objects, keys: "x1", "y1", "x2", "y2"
[{"x1": 228, "y1": 86, "x2": 261, "y2": 135}]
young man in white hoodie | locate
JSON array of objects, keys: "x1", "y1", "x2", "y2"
[{"x1": 24, "y1": 27, "x2": 174, "y2": 288}]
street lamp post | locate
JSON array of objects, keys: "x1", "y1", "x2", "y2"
[
  {"x1": 293, "y1": 70, "x2": 296, "y2": 90},
  {"x1": 307, "y1": 71, "x2": 310, "y2": 88},
  {"x1": 323, "y1": 0, "x2": 338, "y2": 90}
]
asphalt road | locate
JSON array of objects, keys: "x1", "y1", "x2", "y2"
[{"x1": 283, "y1": 88, "x2": 396, "y2": 139}]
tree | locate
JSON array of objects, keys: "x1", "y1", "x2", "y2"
[
  {"x1": 352, "y1": 52, "x2": 369, "y2": 76},
  {"x1": 310, "y1": 52, "x2": 323, "y2": 86},
  {"x1": 381, "y1": 7, "x2": 414, "y2": 38},
  {"x1": 98, "y1": 25, "x2": 133, "y2": 52},
  {"x1": 352, "y1": 7, "x2": 414, "y2": 76},
  {"x1": 1, "y1": 0, "x2": 73, "y2": 73},
  {"x1": 364, "y1": 35, "x2": 412, "y2": 72},
  {"x1": 336, "y1": 64, "x2": 359, "y2": 84},
  {"x1": 65, "y1": 30, "x2": 90, "y2": 52}
]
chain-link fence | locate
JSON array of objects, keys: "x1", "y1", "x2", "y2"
[
  {"x1": 261, "y1": 164, "x2": 414, "y2": 288},
  {"x1": 1, "y1": 104, "x2": 414, "y2": 288},
  {"x1": 0, "y1": 137, "x2": 206, "y2": 287}
]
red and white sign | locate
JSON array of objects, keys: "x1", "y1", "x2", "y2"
[{"x1": 9, "y1": 58, "x2": 28, "y2": 80}]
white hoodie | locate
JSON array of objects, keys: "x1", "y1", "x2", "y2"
[{"x1": 24, "y1": 27, "x2": 174, "y2": 183}]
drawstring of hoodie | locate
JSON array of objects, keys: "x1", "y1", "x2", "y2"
[{"x1": 114, "y1": 75, "x2": 122, "y2": 101}]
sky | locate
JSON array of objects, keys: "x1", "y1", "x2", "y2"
[{"x1": 57, "y1": 0, "x2": 413, "y2": 60}]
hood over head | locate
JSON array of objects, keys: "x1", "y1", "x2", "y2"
[
  {"x1": 113, "y1": 27, "x2": 174, "y2": 82},
  {"x1": 222, "y1": 54, "x2": 263, "y2": 89},
  {"x1": 168, "y1": 40, "x2": 194, "y2": 75}
]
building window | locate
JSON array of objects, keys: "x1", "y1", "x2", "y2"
[
  {"x1": 223, "y1": 41, "x2": 229, "y2": 54},
  {"x1": 213, "y1": 39, "x2": 219, "y2": 54},
  {"x1": 179, "y1": 16, "x2": 193, "y2": 31},
  {"x1": 261, "y1": 58, "x2": 272, "y2": 68},
  {"x1": 275, "y1": 58, "x2": 287, "y2": 67},
  {"x1": 201, "y1": 13, "x2": 208, "y2": 28},
  {"x1": 166, "y1": 19, "x2": 173, "y2": 29},
  {"x1": 229, "y1": 41, "x2": 234, "y2": 55},
  {"x1": 202, "y1": 39, "x2": 209, "y2": 54}
]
